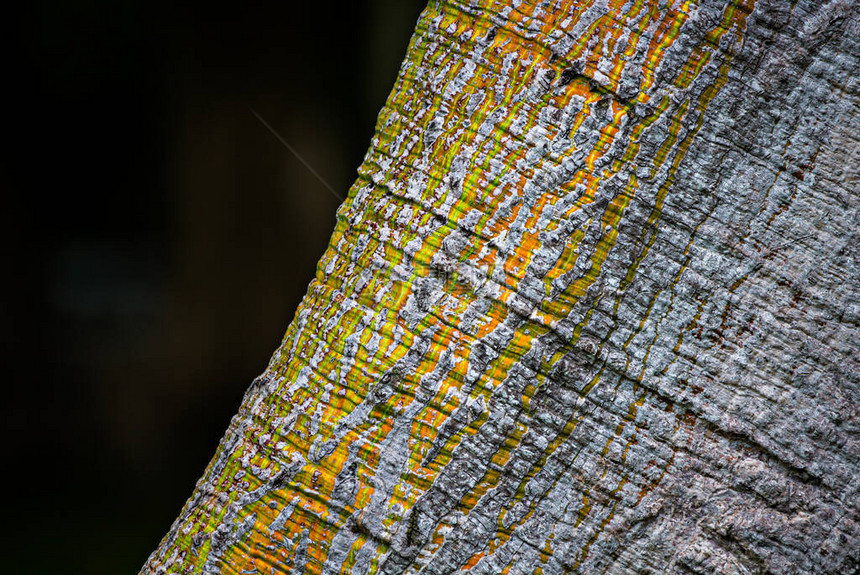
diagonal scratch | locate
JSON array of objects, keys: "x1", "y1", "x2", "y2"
[{"x1": 250, "y1": 107, "x2": 344, "y2": 202}]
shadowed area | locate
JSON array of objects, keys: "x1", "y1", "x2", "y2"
[{"x1": 10, "y1": 1, "x2": 425, "y2": 572}]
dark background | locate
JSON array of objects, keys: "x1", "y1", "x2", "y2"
[{"x1": 10, "y1": 1, "x2": 426, "y2": 572}]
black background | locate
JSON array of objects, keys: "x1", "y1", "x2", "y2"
[{"x1": 11, "y1": 1, "x2": 426, "y2": 572}]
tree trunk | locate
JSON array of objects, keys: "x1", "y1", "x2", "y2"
[{"x1": 142, "y1": 0, "x2": 860, "y2": 573}]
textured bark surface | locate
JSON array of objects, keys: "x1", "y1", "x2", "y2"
[{"x1": 143, "y1": 1, "x2": 860, "y2": 573}]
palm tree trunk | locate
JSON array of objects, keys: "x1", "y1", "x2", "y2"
[{"x1": 143, "y1": 0, "x2": 860, "y2": 573}]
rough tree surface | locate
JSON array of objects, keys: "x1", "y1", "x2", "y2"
[{"x1": 143, "y1": 0, "x2": 860, "y2": 573}]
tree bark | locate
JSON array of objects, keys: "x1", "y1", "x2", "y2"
[{"x1": 142, "y1": 0, "x2": 860, "y2": 573}]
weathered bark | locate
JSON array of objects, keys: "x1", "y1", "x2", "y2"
[{"x1": 143, "y1": 0, "x2": 860, "y2": 573}]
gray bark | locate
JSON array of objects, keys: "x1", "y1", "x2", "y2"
[{"x1": 143, "y1": 1, "x2": 860, "y2": 573}]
